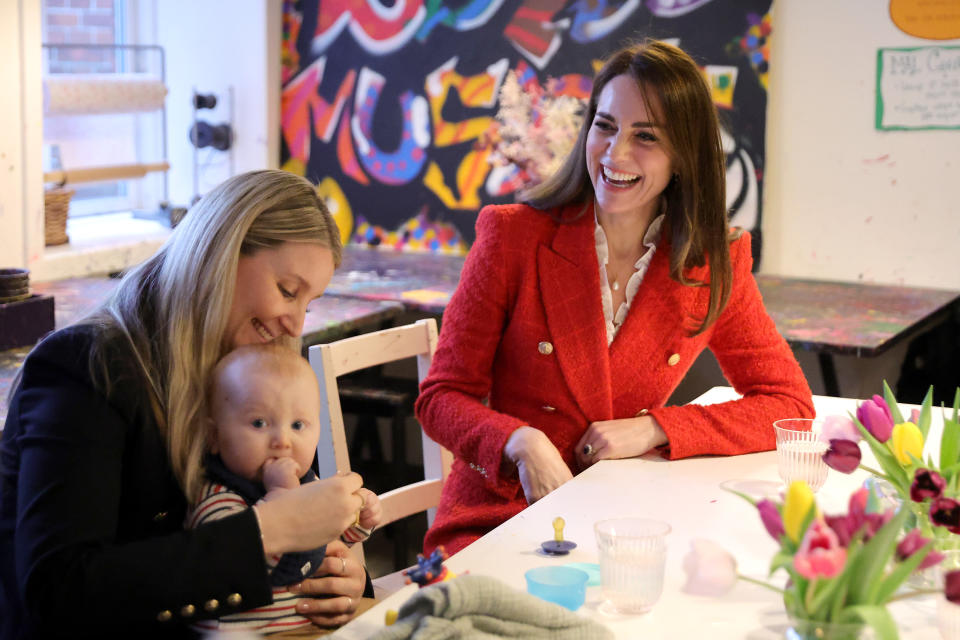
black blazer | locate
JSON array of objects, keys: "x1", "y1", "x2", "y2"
[{"x1": 0, "y1": 325, "x2": 271, "y2": 638}]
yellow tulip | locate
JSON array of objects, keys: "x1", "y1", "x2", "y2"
[
  {"x1": 890, "y1": 422, "x2": 923, "y2": 465},
  {"x1": 783, "y1": 481, "x2": 817, "y2": 543}
]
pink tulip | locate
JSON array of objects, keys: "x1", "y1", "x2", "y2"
[
  {"x1": 822, "y1": 439, "x2": 862, "y2": 474},
  {"x1": 794, "y1": 518, "x2": 847, "y2": 580},
  {"x1": 911, "y1": 468, "x2": 946, "y2": 502},
  {"x1": 910, "y1": 408, "x2": 921, "y2": 425},
  {"x1": 681, "y1": 539, "x2": 739, "y2": 597},
  {"x1": 757, "y1": 499, "x2": 785, "y2": 541},
  {"x1": 820, "y1": 415, "x2": 862, "y2": 444},
  {"x1": 896, "y1": 529, "x2": 943, "y2": 570},
  {"x1": 857, "y1": 395, "x2": 894, "y2": 443}
]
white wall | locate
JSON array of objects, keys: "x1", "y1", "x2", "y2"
[
  {"x1": 156, "y1": 0, "x2": 281, "y2": 205},
  {"x1": 0, "y1": 0, "x2": 44, "y2": 270},
  {"x1": 764, "y1": 0, "x2": 960, "y2": 290}
]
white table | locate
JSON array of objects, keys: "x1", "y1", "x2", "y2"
[{"x1": 334, "y1": 388, "x2": 941, "y2": 639}]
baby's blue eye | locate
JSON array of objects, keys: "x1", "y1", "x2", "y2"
[
  {"x1": 291, "y1": 420, "x2": 305, "y2": 431},
  {"x1": 251, "y1": 418, "x2": 266, "y2": 428}
]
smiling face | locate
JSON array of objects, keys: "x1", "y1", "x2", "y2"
[
  {"x1": 586, "y1": 74, "x2": 675, "y2": 223},
  {"x1": 208, "y1": 348, "x2": 321, "y2": 483},
  {"x1": 224, "y1": 241, "x2": 335, "y2": 351}
]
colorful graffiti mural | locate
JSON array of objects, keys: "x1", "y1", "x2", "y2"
[{"x1": 281, "y1": 0, "x2": 772, "y2": 262}]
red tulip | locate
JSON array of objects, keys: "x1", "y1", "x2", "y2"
[{"x1": 911, "y1": 468, "x2": 946, "y2": 502}]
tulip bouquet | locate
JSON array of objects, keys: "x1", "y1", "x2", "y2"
[
  {"x1": 821, "y1": 383, "x2": 960, "y2": 551},
  {"x1": 684, "y1": 480, "x2": 943, "y2": 639}
]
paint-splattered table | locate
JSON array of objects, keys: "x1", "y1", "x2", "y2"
[
  {"x1": 326, "y1": 246, "x2": 465, "y2": 315},
  {"x1": 755, "y1": 275, "x2": 960, "y2": 396},
  {"x1": 0, "y1": 276, "x2": 403, "y2": 425}
]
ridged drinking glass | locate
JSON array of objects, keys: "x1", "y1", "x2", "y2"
[
  {"x1": 774, "y1": 418, "x2": 829, "y2": 492},
  {"x1": 594, "y1": 518, "x2": 670, "y2": 615}
]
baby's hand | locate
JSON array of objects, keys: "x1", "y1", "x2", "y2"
[
  {"x1": 262, "y1": 457, "x2": 301, "y2": 492},
  {"x1": 357, "y1": 488, "x2": 382, "y2": 531}
]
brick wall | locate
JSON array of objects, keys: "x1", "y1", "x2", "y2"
[{"x1": 43, "y1": 0, "x2": 117, "y2": 73}]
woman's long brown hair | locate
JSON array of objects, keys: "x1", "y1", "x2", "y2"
[{"x1": 523, "y1": 40, "x2": 737, "y2": 335}]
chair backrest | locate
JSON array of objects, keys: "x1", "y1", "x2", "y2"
[{"x1": 308, "y1": 318, "x2": 453, "y2": 533}]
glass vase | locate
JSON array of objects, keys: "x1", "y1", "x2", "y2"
[
  {"x1": 905, "y1": 499, "x2": 960, "y2": 588},
  {"x1": 786, "y1": 615, "x2": 874, "y2": 640}
]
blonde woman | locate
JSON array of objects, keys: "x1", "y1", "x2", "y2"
[{"x1": 0, "y1": 170, "x2": 371, "y2": 638}]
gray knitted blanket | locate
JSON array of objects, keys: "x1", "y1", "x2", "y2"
[{"x1": 368, "y1": 574, "x2": 613, "y2": 640}]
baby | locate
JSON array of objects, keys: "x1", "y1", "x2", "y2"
[{"x1": 187, "y1": 343, "x2": 381, "y2": 633}]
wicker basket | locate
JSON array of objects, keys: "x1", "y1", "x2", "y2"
[{"x1": 44, "y1": 187, "x2": 73, "y2": 246}]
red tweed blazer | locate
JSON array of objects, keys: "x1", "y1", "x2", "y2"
[{"x1": 415, "y1": 203, "x2": 814, "y2": 554}]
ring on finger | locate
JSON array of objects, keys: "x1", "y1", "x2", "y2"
[
  {"x1": 352, "y1": 510, "x2": 361, "y2": 528},
  {"x1": 339, "y1": 556, "x2": 347, "y2": 575},
  {"x1": 582, "y1": 443, "x2": 595, "y2": 457},
  {"x1": 359, "y1": 492, "x2": 366, "y2": 510}
]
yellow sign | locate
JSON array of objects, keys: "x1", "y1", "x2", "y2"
[{"x1": 890, "y1": 0, "x2": 960, "y2": 40}]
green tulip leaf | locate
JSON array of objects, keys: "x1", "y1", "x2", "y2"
[
  {"x1": 883, "y1": 380, "x2": 905, "y2": 424},
  {"x1": 769, "y1": 550, "x2": 794, "y2": 577},
  {"x1": 809, "y1": 566, "x2": 852, "y2": 620},
  {"x1": 840, "y1": 604, "x2": 900, "y2": 640},
  {"x1": 918, "y1": 386, "x2": 933, "y2": 441},
  {"x1": 873, "y1": 540, "x2": 933, "y2": 604},
  {"x1": 846, "y1": 507, "x2": 909, "y2": 604},
  {"x1": 941, "y1": 417, "x2": 960, "y2": 471},
  {"x1": 953, "y1": 387, "x2": 960, "y2": 424}
]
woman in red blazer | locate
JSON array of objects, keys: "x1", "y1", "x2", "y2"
[{"x1": 415, "y1": 41, "x2": 815, "y2": 555}]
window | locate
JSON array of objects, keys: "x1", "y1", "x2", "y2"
[{"x1": 41, "y1": 0, "x2": 167, "y2": 218}]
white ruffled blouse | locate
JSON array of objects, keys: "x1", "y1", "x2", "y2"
[{"x1": 595, "y1": 214, "x2": 665, "y2": 345}]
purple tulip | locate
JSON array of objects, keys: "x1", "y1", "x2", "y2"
[
  {"x1": 930, "y1": 497, "x2": 960, "y2": 534},
  {"x1": 911, "y1": 468, "x2": 946, "y2": 503},
  {"x1": 896, "y1": 528, "x2": 944, "y2": 570},
  {"x1": 757, "y1": 499, "x2": 785, "y2": 541},
  {"x1": 947, "y1": 571, "x2": 960, "y2": 604},
  {"x1": 822, "y1": 439, "x2": 862, "y2": 474},
  {"x1": 857, "y1": 395, "x2": 894, "y2": 443}
]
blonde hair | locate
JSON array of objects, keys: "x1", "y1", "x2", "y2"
[{"x1": 87, "y1": 169, "x2": 341, "y2": 503}]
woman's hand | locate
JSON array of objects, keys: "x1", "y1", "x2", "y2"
[
  {"x1": 503, "y1": 426, "x2": 573, "y2": 505},
  {"x1": 289, "y1": 540, "x2": 367, "y2": 628},
  {"x1": 255, "y1": 472, "x2": 363, "y2": 556},
  {"x1": 574, "y1": 416, "x2": 668, "y2": 469}
]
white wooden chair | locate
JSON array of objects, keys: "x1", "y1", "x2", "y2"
[{"x1": 308, "y1": 318, "x2": 452, "y2": 595}]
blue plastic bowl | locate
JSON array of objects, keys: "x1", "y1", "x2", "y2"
[{"x1": 525, "y1": 566, "x2": 589, "y2": 611}]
